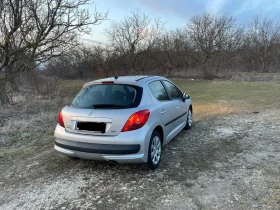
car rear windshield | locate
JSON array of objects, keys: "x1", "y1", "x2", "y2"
[{"x1": 71, "y1": 84, "x2": 143, "y2": 109}]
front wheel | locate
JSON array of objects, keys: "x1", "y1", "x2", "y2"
[
  {"x1": 184, "y1": 108, "x2": 193, "y2": 130},
  {"x1": 141, "y1": 130, "x2": 162, "y2": 170}
]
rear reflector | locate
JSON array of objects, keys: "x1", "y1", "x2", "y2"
[
  {"x1": 58, "y1": 111, "x2": 65, "y2": 128},
  {"x1": 121, "y1": 110, "x2": 150, "y2": 132},
  {"x1": 102, "y1": 81, "x2": 114, "y2": 84}
]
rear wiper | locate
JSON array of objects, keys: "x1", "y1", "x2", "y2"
[{"x1": 92, "y1": 104, "x2": 126, "y2": 108}]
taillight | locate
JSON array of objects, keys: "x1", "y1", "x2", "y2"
[
  {"x1": 121, "y1": 110, "x2": 150, "y2": 132},
  {"x1": 58, "y1": 111, "x2": 65, "y2": 128}
]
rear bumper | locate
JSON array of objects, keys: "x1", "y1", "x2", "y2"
[
  {"x1": 55, "y1": 138, "x2": 140, "y2": 155},
  {"x1": 54, "y1": 144, "x2": 145, "y2": 163},
  {"x1": 54, "y1": 124, "x2": 153, "y2": 163}
]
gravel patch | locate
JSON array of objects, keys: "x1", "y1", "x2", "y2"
[{"x1": 1, "y1": 109, "x2": 280, "y2": 209}]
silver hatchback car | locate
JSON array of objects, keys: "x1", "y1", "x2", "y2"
[{"x1": 54, "y1": 76, "x2": 192, "y2": 170}]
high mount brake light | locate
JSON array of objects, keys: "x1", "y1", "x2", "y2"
[
  {"x1": 58, "y1": 111, "x2": 65, "y2": 128},
  {"x1": 102, "y1": 81, "x2": 114, "y2": 84},
  {"x1": 121, "y1": 110, "x2": 150, "y2": 132}
]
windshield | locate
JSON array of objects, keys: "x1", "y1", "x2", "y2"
[{"x1": 71, "y1": 84, "x2": 143, "y2": 109}]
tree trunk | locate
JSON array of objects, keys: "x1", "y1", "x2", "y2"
[
  {"x1": 9, "y1": 78, "x2": 20, "y2": 91},
  {"x1": 167, "y1": 67, "x2": 172, "y2": 77},
  {"x1": 261, "y1": 58, "x2": 267, "y2": 72},
  {"x1": 0, "y1": 85, "x2": 10, "y2": 105},
  {"x1": 203, "y1": 64, "x2": 215, "y2": 80}
]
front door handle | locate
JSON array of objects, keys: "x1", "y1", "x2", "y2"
[
  {"x1": 176, "y1": 105, "x2": 179, "y2": 109},
  {"x1": 161, "y1": 110, "x2": 166, "y2": 114}
]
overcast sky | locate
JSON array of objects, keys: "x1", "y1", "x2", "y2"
[{"x1": 83, "y1": 0, "x2": 280, "y2": 43}]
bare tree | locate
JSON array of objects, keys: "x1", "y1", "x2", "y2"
[
  {"x1": 187, "y1": 13, "x2": 241, "y2": 78},
  {"x1": 271, "y1": 35, "x2": 280, "y2": 70},
  {"x1": 132, "y1": 49, "x2": 157, "y2": 75},
  {"x1": 92, "y1": 45, "x2": 119, "y2": 77},
  {"x1": 154, "y1": 29, "x2": 189, "y2": 77},
  {"x1": 246, "y1": 16, "x2": 280, "y2": 72},
  {"x1": 153, "y1": 32, "x2": 176, "y2": 76},
  {"x1": 0, "y1": 0, "x2": 107, "y2": 104},
  {"x1": 172, "y1": 29, "x2": 190, "y2": 72},
  {"x1": 104, "y1": 10, "x2": 164, "y2": 74},
  {"x1": 70, "y1": 46, "x2": 97, "y2": 79}
]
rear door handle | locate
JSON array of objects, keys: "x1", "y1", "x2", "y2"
[
  {"x1": 161, "y1": 110, "x2": 166, "y2": 114},
  {"x1": 176, "y1": 105, "x2": 179, "y2": 109}
]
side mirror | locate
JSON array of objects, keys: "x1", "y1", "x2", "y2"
[{"x1": 183, "y1": 93, "x2": 190, "y2": 101}]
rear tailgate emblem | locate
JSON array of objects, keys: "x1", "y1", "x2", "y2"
[{"x1": 88, "y1": 111, "x2": 93, "y2": 116}]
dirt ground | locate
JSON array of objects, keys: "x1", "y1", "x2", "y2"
[{"x1": 1, "y1": 97, "x2": 280, "y2": 209}]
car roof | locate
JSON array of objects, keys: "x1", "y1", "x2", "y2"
[{"x1": 83, "y1": 75, "x2": 164, "y2": 87}]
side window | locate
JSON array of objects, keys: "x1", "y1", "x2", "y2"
[
  {"x1": 148, "y1": 81, "x2": 169, "y2": 101},
  {"x1": 162, "y1": 81, "x2": 182, "y2": 100}
]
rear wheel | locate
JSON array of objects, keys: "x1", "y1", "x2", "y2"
[
  {"x1": 141, "y1": 130, "x2": 162, "y2": 170},
  {"x1": 185, "y1": 108, "x2": 192, "y2": 130}
]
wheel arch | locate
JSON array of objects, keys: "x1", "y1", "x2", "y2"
[{"x1": 154, "y1": 125, "x2": 164, "y2": 144}]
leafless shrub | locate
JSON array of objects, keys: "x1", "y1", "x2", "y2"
[
  {"x1": 40, "y1": 77, "x2": 60, "y2": 100},
  {"x1": 10, "y1": 70, "x2": 60, "y2": 101}
]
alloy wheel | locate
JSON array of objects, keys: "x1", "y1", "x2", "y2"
[{"x1": 151, "y1": 136, "x2": 161, "y2": 165}]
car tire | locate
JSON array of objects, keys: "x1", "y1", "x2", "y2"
[
  {"x1": 141, "y1": 130, "x2": 162, "y2": 170},
  {"x1": 184, "y1": 108, "x2": 193, "y2": 130}
]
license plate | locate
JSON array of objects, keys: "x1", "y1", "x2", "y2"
[{"x1": 76, "y1": 122, "x2": 106, "y2": 133}]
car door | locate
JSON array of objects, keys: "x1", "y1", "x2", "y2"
[
  {"x1": 162, "y1": 80, "x2": 188, "y2": 138},
  {"x1": 147, "y1": 80, "x2": 181, "y2": 143},
  {"x1": 148, "y1": 80, "x2": 175, "y2": 141}
]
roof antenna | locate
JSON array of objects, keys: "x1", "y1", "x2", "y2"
[{"x1": 111, "y1": 70, "x2": 118, "y2": 80}]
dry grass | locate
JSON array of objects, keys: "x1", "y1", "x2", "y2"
[
  {"x1": 0, "y1": 111, "x2": 56, "y2": 134},
  {"x1": 172, "y1": 79, "x2": 280, "y2": 119},
  {"x1": 193, "y1": 102, "x2": 238, "y2": 120},
  {"x1": 0, "y1": 99, "x2": 62, "y2": 153},
  {"x1": 231, "y1": 72, "x2": 280, "y2": 82}
]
